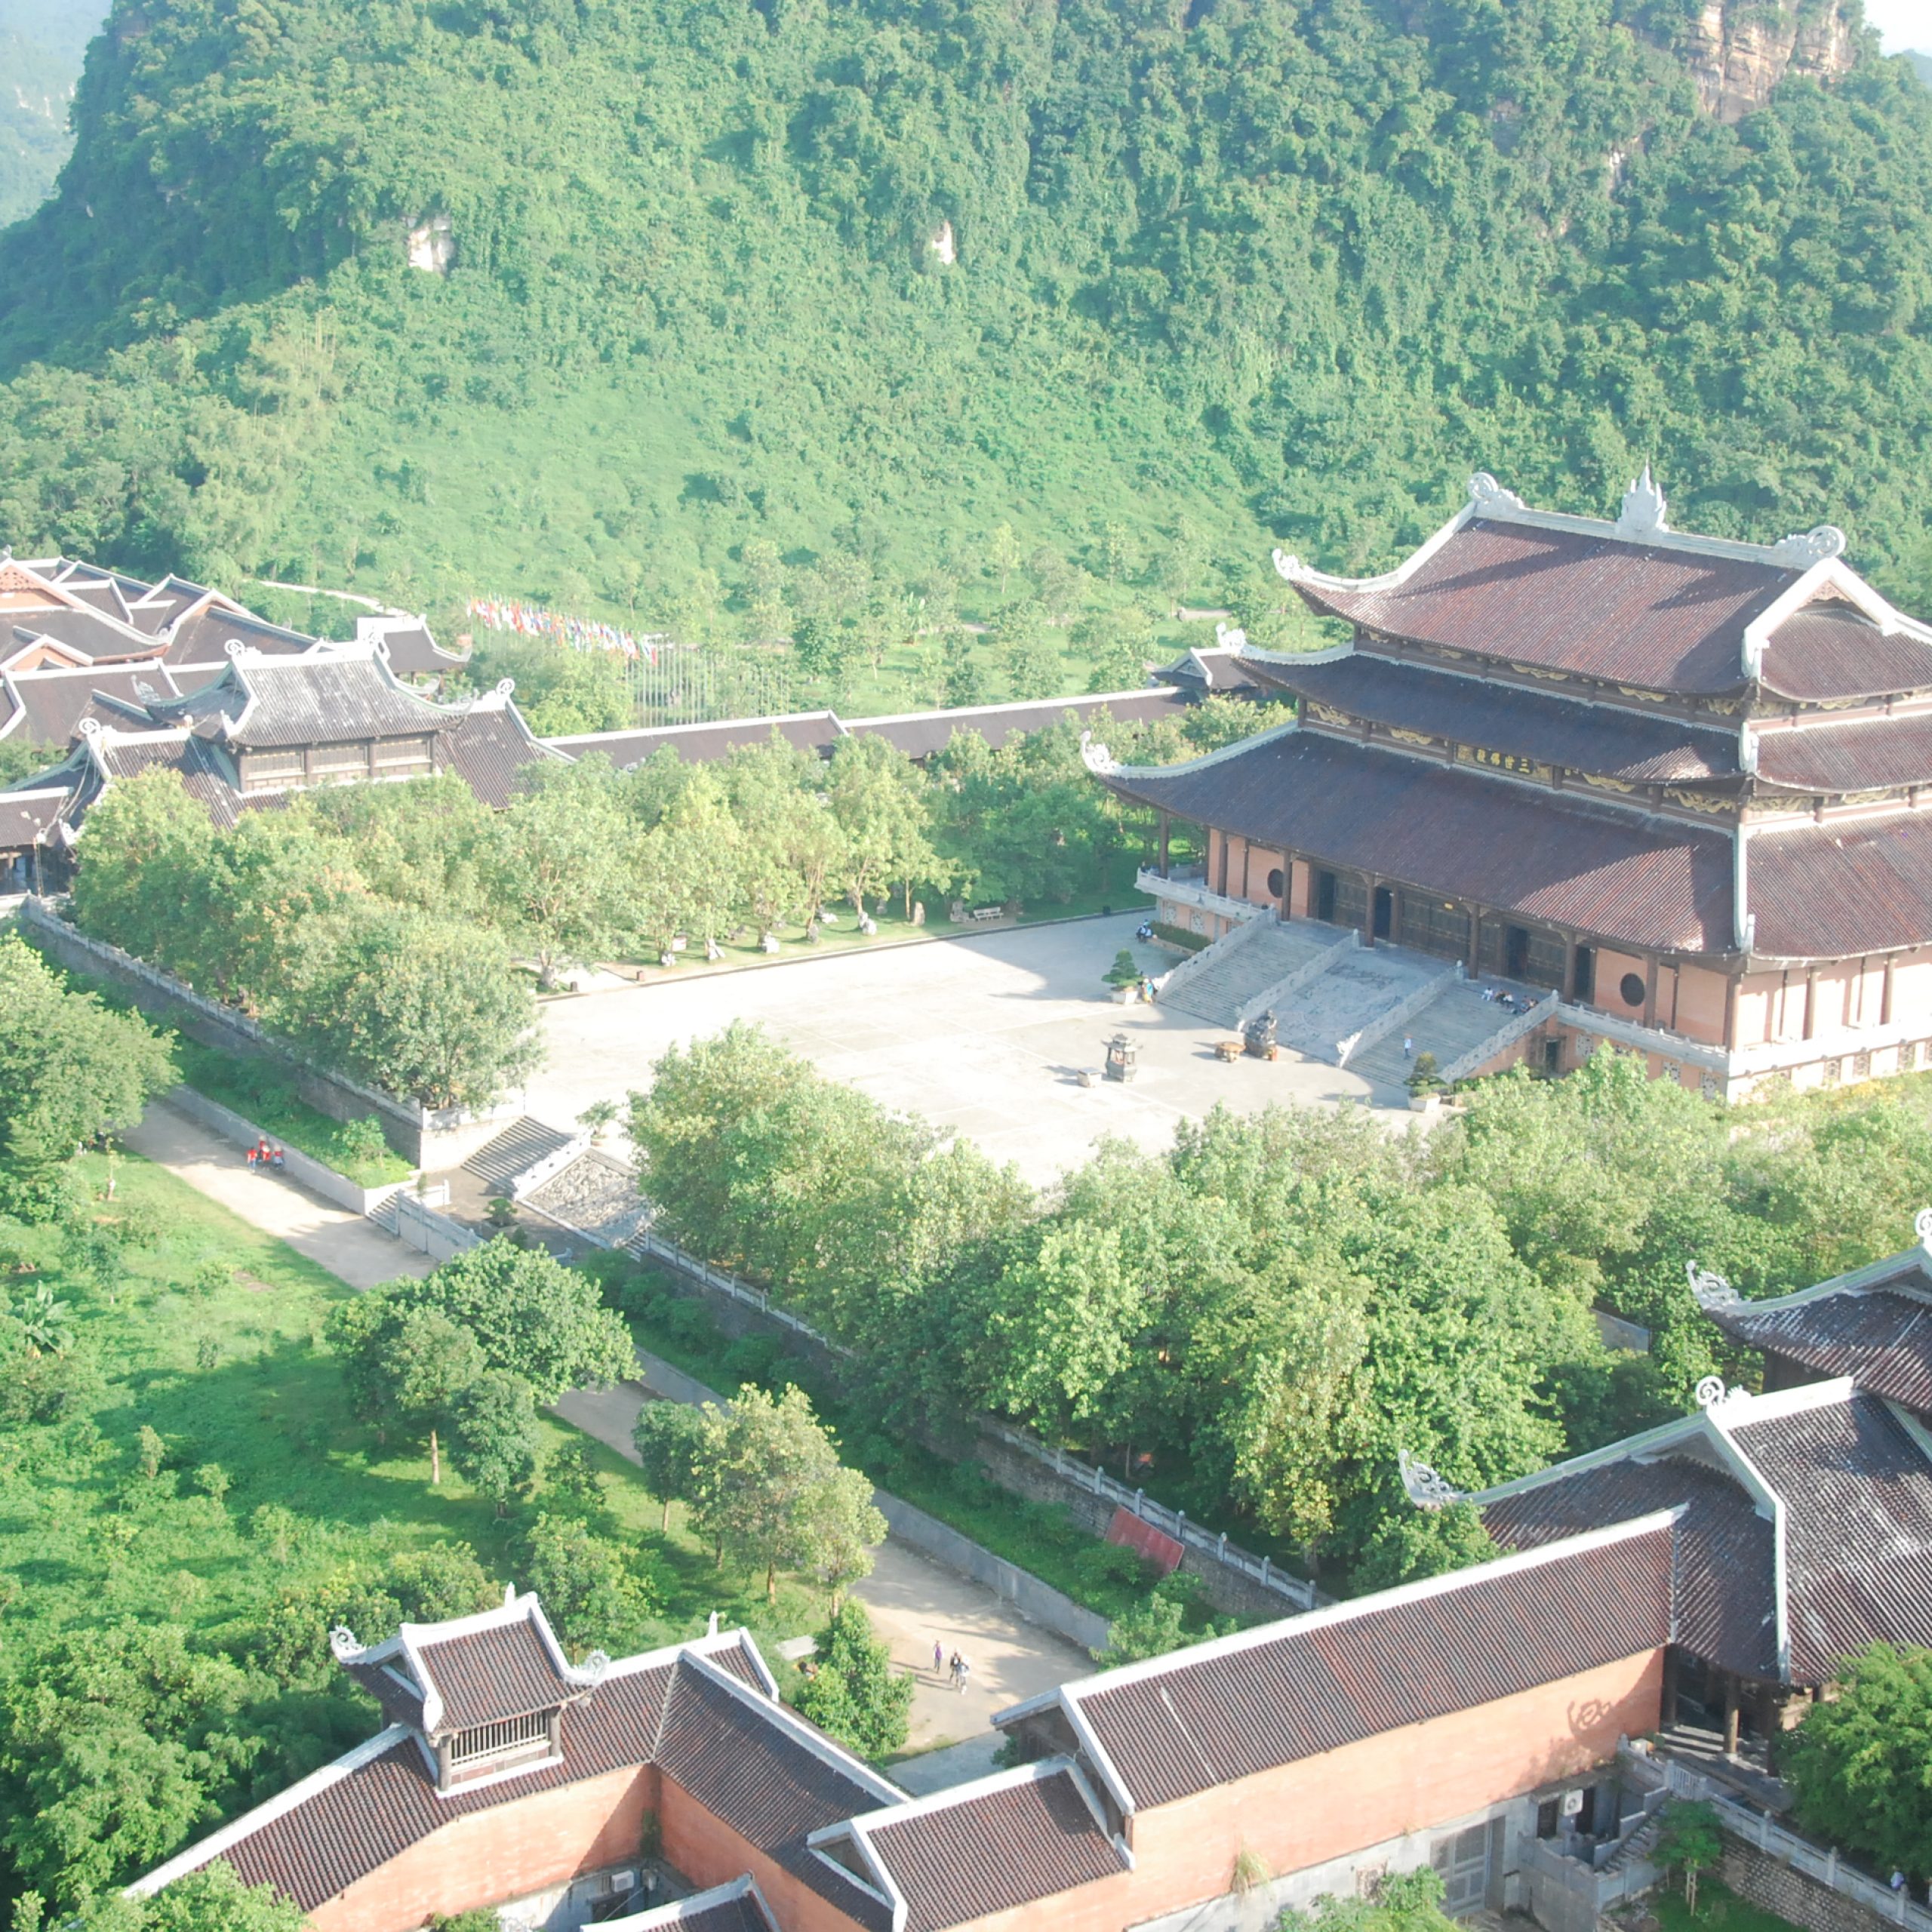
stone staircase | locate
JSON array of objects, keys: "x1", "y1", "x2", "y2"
[
  {"x1": 1274, "y1": 946, "x2": 1456, "y2": 1066},
  {"x1": 1159, "y1": 920, "x2": 1349, "y2": 1029},
  {"x1": 1348, "y1": 978, "x2": 1543, "y2": 1091}
]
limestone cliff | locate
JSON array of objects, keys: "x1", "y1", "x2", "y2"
[{"x1": 1676, "y1": 0, "x2": 1857, "y2": 122}]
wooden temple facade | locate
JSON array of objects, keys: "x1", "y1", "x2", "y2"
[{"x1": 1090, "y1": 472, "x2": 1932, "y2": 1099}]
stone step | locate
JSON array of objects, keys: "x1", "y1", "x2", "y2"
[
  {"x1": 1347, "y1": 978, "x2": 1543, "y2": 1090},
  {"x1": 1160, "y1": 921, "x2": 1340, "y2": 1029},
  {"x1": 1273, "y1": 946, "x2": 1453, "y2": 1064}
]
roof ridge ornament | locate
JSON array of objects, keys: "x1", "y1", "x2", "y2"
[
  {"x1": 1617, "y1": 465, "x2": 1669, "y2": 540},
  {"x1": 1398, "y1": 1447, "x2": 1464, "y2": 1509},
  {"x1": 1686, "y1": 1260, "x2": 1740, "y2": 1309},
  {"x1": 1915, "y1": 1206, "x2": 1932, "y2": 1251},
  {"x1": 1272, "y1": 546, "x2": 1306, "y2": 583},
  {"x1": 329, "y1": 1626, "x2": 365, "y2": 1663},
  {"x1": 1214, "y1": 620, "x2": 1247, "y2": 652},
  {"x1": 1694, "y1": 1374, "x2": 1747, "y2": 1411},
  {"x1": 1467, "y1": 472, "x2": 1525, "y2": 517},
  {"x1": 1772, "y1": 525, "x2": 1847, "y2": 568},
  {"x1": 1079, "y1": 730, "x2": 1119, "y2": 777}
]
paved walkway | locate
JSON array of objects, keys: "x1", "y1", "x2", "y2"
[
  {"x1": 531, "y1": 915, "x2": 1393, "y2": 1188},
  {"x1": 557, "y1": 1373, "x2": 1092, "y2": 1758},
  {"x1": 134, "y1": 1099, "x2": 1089, "y2": 1773},
  {"x1": 123, "y1": 1100, "x2": 431, "y2": 1288}
]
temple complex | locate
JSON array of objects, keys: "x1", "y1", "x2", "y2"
[{"x1": 1089, "y1": 472, "x2": 1932, "y2": 1098}]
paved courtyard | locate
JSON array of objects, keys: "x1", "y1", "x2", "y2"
[{"x1": 531, "y1": 915, "x2": 1403, "y2": 1186}]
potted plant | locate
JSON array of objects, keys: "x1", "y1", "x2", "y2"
[
  {"x1": 578, "y1": 1100, "x2": 619, "y2": 1144},
  {"x1": 1104, "y1": 949, "x2": 1142, "y2": 1004},
  {"x1": 1406, "y1": 1051, "x2": 1444, "y2": 1112}
]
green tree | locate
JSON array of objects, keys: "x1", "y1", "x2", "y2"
[
  {"x1": 694, "y1": 1384, "x2": 884, "y2": 1604},
  {"x1": 632, "y1": 1401, "x2": 709, "y2": 1533},
  {"x1": 792, "y1": 1602, "x2": 912, "y2": 1759},
  {"x1": 1784, "y1": 1643, "x2": 1932, "y2": 1884},
  {"x1": 327, "y1": 1299, "x2": 485, "y2": 1481},
  {"x1": 1350, "y1": 1501, "x2": 1500, "y2": 1593},
  {"x1": 447, "y1": 1369, "x2": 543, "y2": 1515},
  {"x1": 379, "y1": 1239, "x2": 634, "y2": 1404},
  {"x1": 514, "y1": 1514, "x2": 660, "y2": 1654},
  {"x1": 491, "y1": 755, "x2": 634, "y2": 987},
  {"x1": 0, "y1": 938, "x2": 176, "y2": 1186},
  {"x1": 1280, "y1": 1866, "x2": 1460, "y2": 1932},
  {"x1": 1655, "y1": 1801, "x2": 1725, "y2": 1915},
  {"x1": 826, "y1": 732, "x2": 934, "y2": 918}
]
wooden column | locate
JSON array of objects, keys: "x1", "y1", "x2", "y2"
[
  {"x1": 1723, "y1": 1675, "x2": 1741, "y2": 1756},
  {"x1": 1660, "y1": 1649, "x2": 1680, "y2": 1730},
  {"x1": 1724, "y1": 971, "x2": 1741, "y2": 1053},
  {"x1": 1644, "y1": 955, "x2": 1660, "y2": 1031},
  {"x1": 1467, "y1": 909, "x2": 1483, "y2": 978},
  {"x1": 1158, "y1": 812, "x2": 1171, "y2": 878},
  {"x1": 1803, "y1": 968, "x2": 1818, "y2": 1041},
  {"x1": 1882, "y1": 956, "x2": 1896, "y2": 1028},
  {"x1": 1218, "y1": 831, "x2": 1230, "y2": 897},
  {"x1": 1362, "y1": 874, "x2": 1379, "y2": 949},
  {"x1": 1278, "y1": 857, "x2": 1293, "y2": 920}
]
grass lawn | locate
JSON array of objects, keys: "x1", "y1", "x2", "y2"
[
  {"x1": 0, "y1": 1152, "x2": 832, "y2": 1664},
  {"x1": 1650, "y1": 1879, "x2": 1804, "y2": 1932}
]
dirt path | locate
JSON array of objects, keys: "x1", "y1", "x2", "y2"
[
  {"x1": 134, "y1": 1100, "x2": 1091, "y2": 1770},
  {"x1": 123, "y1": 1100, "x2": 431, "y2": 1288},
  {"x1": 557, "y1": 1376, "x2": 1093, "y2": 1757}
]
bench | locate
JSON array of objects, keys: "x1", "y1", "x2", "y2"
[{"x1": 969, "y1": 906, "x2": 1005, "y2": 924}]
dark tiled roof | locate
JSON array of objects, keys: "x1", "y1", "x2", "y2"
[
  {"x1": 1066, "y1": 1528, "x2": 1672, "y2": 1810},
  {"x1": 96, "y1": 734, "x2": 245, "y2": 827},
  {"x1": 5, "y1": 665, "x2": 183, "y2": 743},
  {"x1": 547, "y1": 715, "x2": 844, "y2": 770},
  {"x1": 1484, "y1": 1454, "x2": 1777, "y2": 1679},
  {"x1": 180, "y1": 1640, "x2": 889, "y2": 1918},
  {"x1": 1704, "y1": 1275, "x2": 1932, "y2": 1417},
  {"x1": 0, "y1": 786, "x2": 71, "y2": 849},
  {"x1": 344, "y1": 1660, "x2": 426, "y2": 1733},
  {"x1": 1758, "y1": 608, "x2": 1932, "y2": 703},
  {"x1": 1246, "y1": 650, "x2": 1739, "y2": 783},
  {"x1": 1753, "y1": 713, "x2": 1932, "y2": 793},
  {"x1": 8, "y1": 606, "x2": 157, "y2": 661},
  {"x1": 162, "y1": 608, "x2": 315, "y2": 666},
  {"x1": 214, "y1": 655, "x2": 455, "y2": 748},
  {"x1": 627, "y1": 1880, "x2": 778, "y2": 1931},
  {"x1": 1101, "y1": 730, "x2": 1735, "y2": 954},
  {"x1": 1156, "y1": 648, "x2": 1259, "y2": 694},
  {"x1": 417, "y1": 1620, "x2": 573, "y2": 1732},
  {"x1": 372, "y1": 623, "x2": 463, "y2": 676},
  {"x1": 864, "y1": 1770, "x2": 1127, "y2": 1932},
  {"x1": 441, "y1": 706, "x2": 563, "y2": 806},
  {"x1": 849, "y1": 690, "x2": 1186, "y2": 761},
  {"x1": 1293, "y1": 518, "x2": 1797, "y2": 696},
  {"x1": 1748, "y1": 812, "x2": 1932, "y2": 958},
  {"x1": 1730, "y1": 1394, "x2": 1932, "y2": 1681}
]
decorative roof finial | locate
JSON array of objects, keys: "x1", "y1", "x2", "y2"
[
  {"x1": 1694, "y1": 1375, "x2": 1728, "y2": 1411},
  {"x1": 1214, "y1": 620, "x2": 1247, "y2": 653},
  {"x1": 494, "y1": 678, "x2": 515, "y2": 699},
  {"x1": 1617, "y1": 465, "x2": 1669, "y2": 540},
  {"x1": 329, "y1": 1626, "x2": 363, "y2": 1662},
  {"x1": 1686, "y1": 1260, "x2": 1740, "y2": 1309},
  {"x1": 1398, "y1": 1447, "x2": 1463, "y2": 1509},
  {"x1": 1079, "y1": 730, "x2": 1119, "y2": 777},
  {"x1": 706, "y1": 1611, "x2": 720, "y2": 1638},
  {"x1": 1467, "y1": 472, "x2": 1525, "y2": 518},
  {"x1": 1272, "y1": 546, "x2": 1306, "y2": 583},
  {"x1": 1915, "y1": 1206, "x2": 1932, "y2": 1251},
  {"x1": 1772, "y1": 525, "x2": 1847, "y2": 568}
]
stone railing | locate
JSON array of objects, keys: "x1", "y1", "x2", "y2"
[
  {"x1": 1556, "y1": 1001, "x2": 1729, "y2": 1072},
  {"x1": 1336, "y1": 961, "x2": 1461, "y2": 1067},
  {"x1": 977, "y1": 1420, "x2": 1323, "y2": 1614},
  {"x1": 1654, "y1": 1752, "x2": 1932, "y2": 1932},
  {"x1": 1135, "y1": 866, "x2": 1272, "y2": 930},
  {"x1": 1233, "y1": 927, "x2": 1358, "y2": 1032},
  {"x1": 1441, "y1": 989, "x2": 1559, "y2": 1084}
]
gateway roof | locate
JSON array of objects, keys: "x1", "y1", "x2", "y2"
[{"x1": 1475, "y1": 1380, "x2": 1932, "y2": 1684}]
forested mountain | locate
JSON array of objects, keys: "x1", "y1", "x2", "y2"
[
  {"x1": 0, "y1": 0, "x2": 1929, "y2": 635},
  {"x1": 0, "y1": 0, "x2": 105, "y2": 226}
]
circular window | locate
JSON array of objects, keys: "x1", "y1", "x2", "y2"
[
  {"x1": 1266, "y1": 868, "x2": 1286, "y2": 898},
  {"x1": 1619, "y1": 972, "x2": 1646, "y2": 1008}
]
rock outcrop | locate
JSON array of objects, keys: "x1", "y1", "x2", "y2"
[{"x1": 1677, "y1": 0, "x2": 1857, "y2": 122}]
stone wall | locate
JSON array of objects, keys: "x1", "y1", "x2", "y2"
[{"x1": 1721, "y1": 1833, "x2": 1902, "y2": 1932}]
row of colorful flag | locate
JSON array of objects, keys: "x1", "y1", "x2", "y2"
[{"x1": 466, "y1": 595, "x2": 662, "y2": 665}]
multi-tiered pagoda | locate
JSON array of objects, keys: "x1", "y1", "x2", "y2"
[{"x1": 1090, "y1": 472, "x2": 1932, "y2": 1099}]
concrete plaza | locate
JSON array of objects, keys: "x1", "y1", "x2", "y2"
[{"x1": 529, "y1": 914, "x2": 1403, "y2": 1186}]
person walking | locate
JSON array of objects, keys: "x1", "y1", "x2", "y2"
[
  {"x1": 955, "y1": 1653, "x2": 971, "y2": 1695},
  {"x1": 933, "y1": 1638, "x2": 944, "y2": 1678}
]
